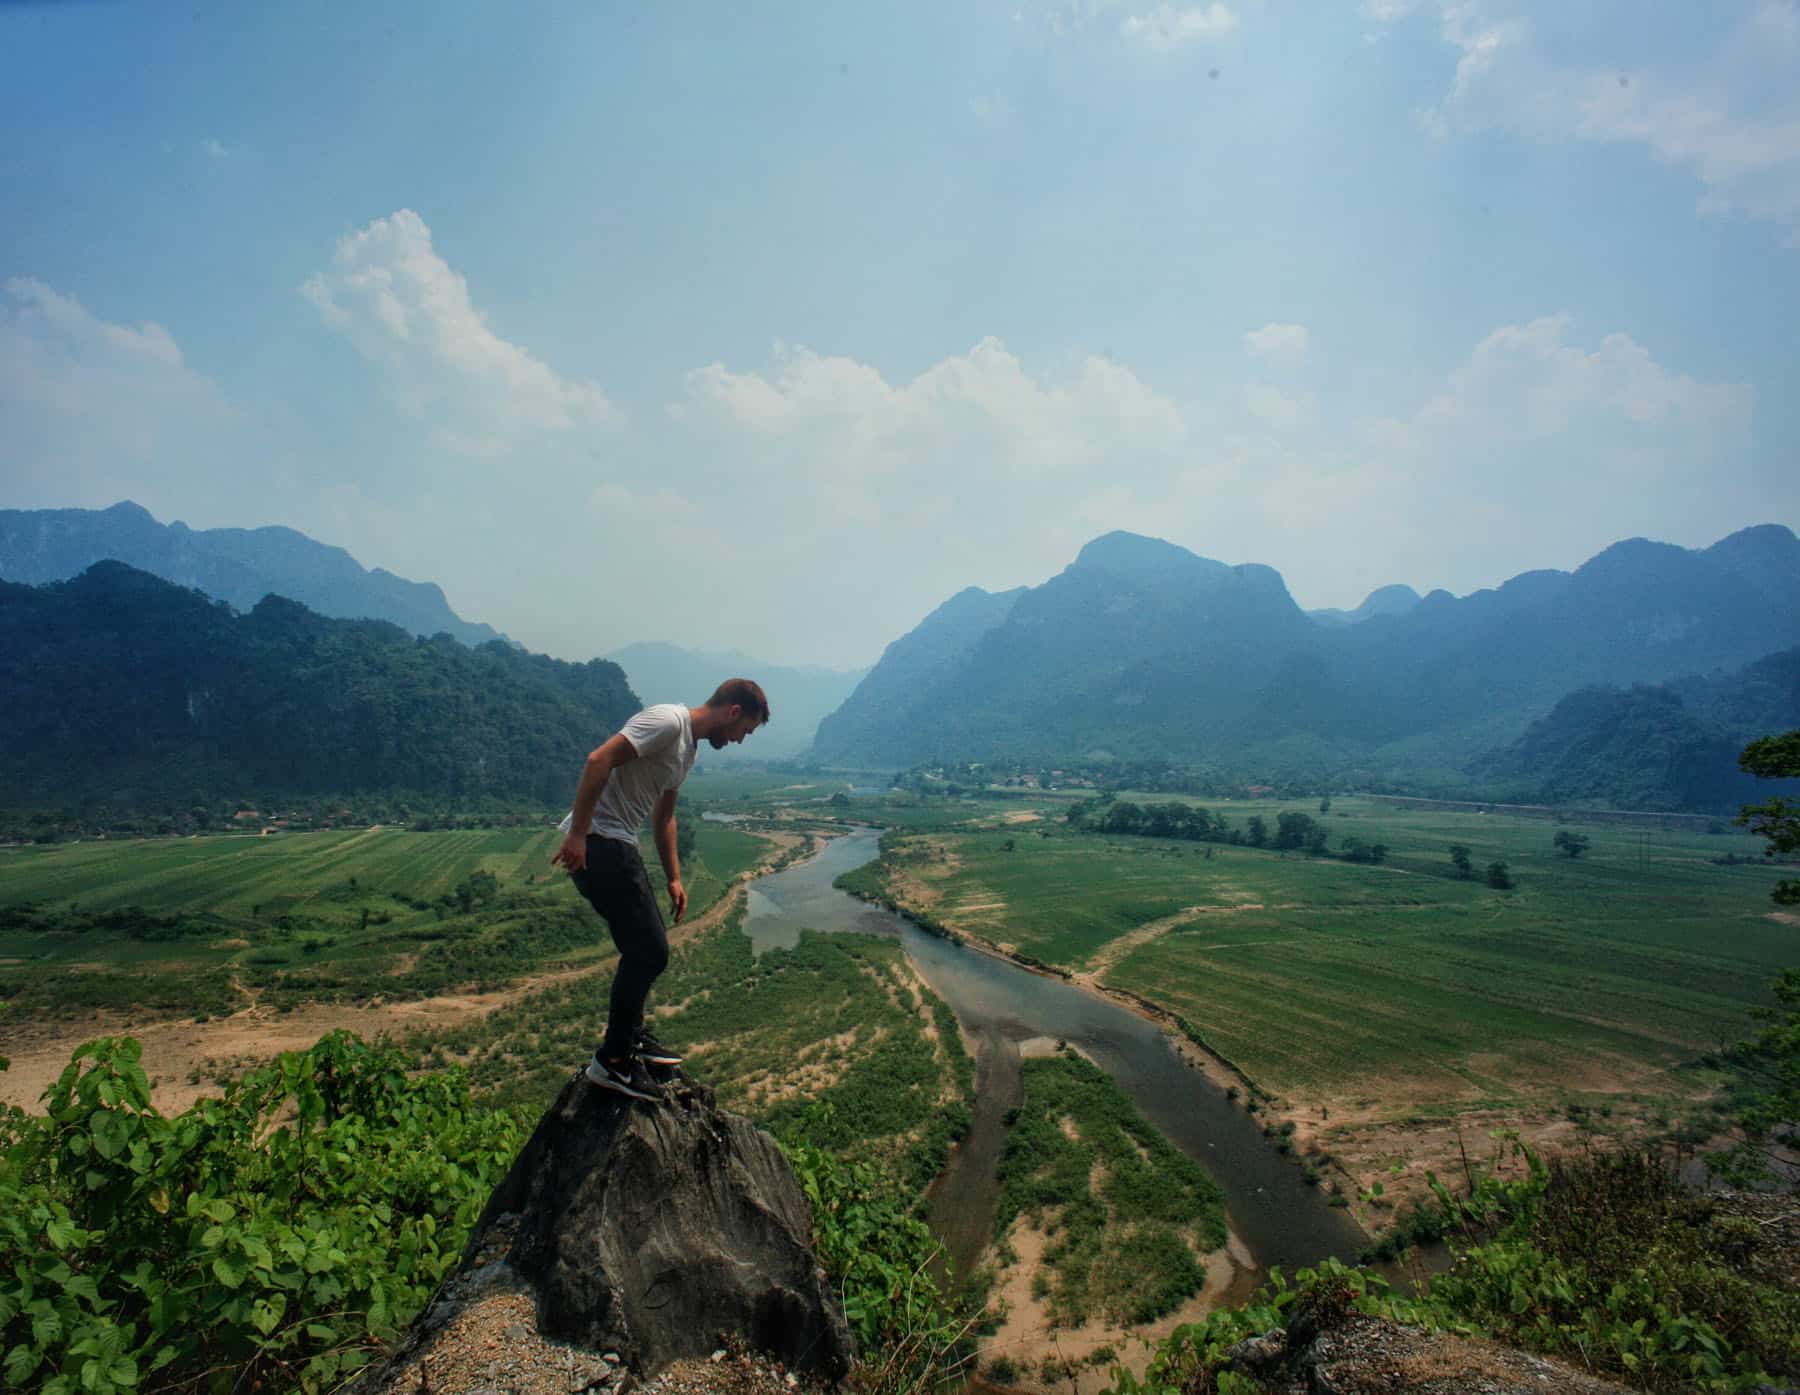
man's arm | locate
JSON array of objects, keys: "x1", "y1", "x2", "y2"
[
  {"x1": 652, "y1": 787, "x2": 686, "y2": 923},
  {"x1": 550, "y1": 732, "x2": 639, "y2": 873}
]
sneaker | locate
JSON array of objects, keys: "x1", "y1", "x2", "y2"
[
  {"x1": 634, "y1": 1028, "x2": 683, "y2": 1066},
  {"x1": 583, "y1": 1052, "x2": 664, "y2": 1101}
]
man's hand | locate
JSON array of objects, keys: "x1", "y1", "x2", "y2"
[
  {"x1": 667, "y1": 877, "x2": 687, "y2": 924},
  {"x1": 551, "y1": 831, "x2": 588, "y2": 873}
]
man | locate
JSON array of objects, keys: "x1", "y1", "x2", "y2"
[{"x1": 551, "y1": 678, "x2": 769, "y2": 1100}]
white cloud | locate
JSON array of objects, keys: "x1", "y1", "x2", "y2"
[
  {"x1": 686, "y1": 337, "x2": 1186, "y2": 477},
  {"x1": 302, "y1": 209, "x2": 622, "y2": 455},
  {"x1": 1386, "y1": 313, "x2": 1752, "y2": 446},
  {"x1": 664, "y1": 338, "x2": 1192, "y2": 655},
  {"x1": 1398, "y1": 2, "x2": 1800, "y2": 241},
  {"x1": 201, "y1": 137, "x2": 230, "y2": 159},
  {"x1": 1031, "y1": 0, "x2": 1238, "y2": 48},
  {"x1": 1120, "y1": 3, "x2": 1238, "y2": 50},
  {"x1": 1245, "y1": 384, "x2": 1317, "y2": 431},
  {"x1": 0, "y1": 278, "x2": 230, "y2": 507},
  {"x1": 1242, "y1": 322, "x2": 1311, "y2": 362}
]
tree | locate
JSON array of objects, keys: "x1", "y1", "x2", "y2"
[
  {"x1": 1485, "y1": 860, "x2": 1513, "y2": 890},
  {"x1": 1318, "y1": 795, "x2": 1332, "y2": 815},
  {"x1": 676, "y1": 800, "x2": 698, "y2": 864},
  {"x1": 1552, "y1": 830, "x2": 1590, "y2": 860},
  {"x1": 1707, "y1": 730, "x2": 1800, "y2": 1183},
  {"x1": 1737, "y1": 729, "x2": 1800, "y2": 905},
  {"x1": 1448, "y1": 844, "x2": 1472, "y2": 878},
  {"x1": 1272, "y1": 811, "x2": 1317, "y2": 851},
  {"x1": 1245, "y1": 814, "x2": 1268, "y2": 848}
]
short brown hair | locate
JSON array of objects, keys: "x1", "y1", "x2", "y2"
[{"x1": 706, "y1": 678, "x2": 770, "y2": 725}]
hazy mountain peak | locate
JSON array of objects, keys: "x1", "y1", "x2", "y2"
[
  {"x1": 1705, "y1": 523, "x2": 1800, "y2": 573},
  {"x1": 0, "y1": 500, "x2": 502, "y2": 647},
  {"x1": 1359, "y1": 582, "x2": 1421, "y2": 613},
  {"x1": 1308, "y1": 582, "x2": 1422, "y2": 626},
  {"x1": 1573, "y1": 536, "x2": 1691, "y2": 581},
  {"x1": 1072, "y1": 531, "x2": 1229, "y2": 582}
]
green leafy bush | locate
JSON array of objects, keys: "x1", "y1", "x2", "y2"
[
  {"x1": 0, "y1": 1032, "x2": 521, "y2": 1395},
  {"x1": 1112, "y1": 1143, "x2": 1798, "y2": 1395},
  {"x1": 781, "y1": 1128, "x2": 977, "y2": 1395}
]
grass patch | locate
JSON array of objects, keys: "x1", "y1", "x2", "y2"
[{"x1": 996, "y1": 1049, "x2": 1226, "y2": 1328}]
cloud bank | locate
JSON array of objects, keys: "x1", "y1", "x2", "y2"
[{"x1": 302, "y1": 209, "x2": 622, "y2": 456}]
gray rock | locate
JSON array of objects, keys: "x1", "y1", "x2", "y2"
[
  {"x1": 1225, "y1": 1329, "x2": 1286, "y2": 1374},
  {"x1": 461, "y1": 1070, "x2": 854, "y2": 1380}
]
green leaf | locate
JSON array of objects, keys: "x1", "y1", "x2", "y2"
[
  {"x1": 202, "y1": 1199, "x2": 234, "y2": 1224},
  {"x1": 212, "y1": 1256, "x2": 247, "y2": 1290},
  {"x1": 46, "y1": 1217, "x2": 78, "y2": 1250},
  {"x1": 5, "y1": 1344, "x2": 42, "y2": 1386},
  {"x1": 106, "y1": 1356, "x2": 138, "y2": 1388},
  {"x1": 64, "y1": 1274, "x2": 102, "y2": 1307},
  {"x1": 250, "y1": 1297, "x2": 284, "y2": 1336}
]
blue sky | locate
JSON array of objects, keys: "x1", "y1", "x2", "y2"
[{"x1": 3, "y1": 1, "x2": 1796, "y2": 666}]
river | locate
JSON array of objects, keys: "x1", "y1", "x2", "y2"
[{"x1": 742, "y1": 826, "x2": 1370, "y2": 1287}]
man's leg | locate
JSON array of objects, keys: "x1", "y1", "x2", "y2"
[{"x1": 572, "y1": 836, "x2": 670, "y2": 1064}]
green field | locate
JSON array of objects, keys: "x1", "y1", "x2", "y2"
[
  {"x1": 864, "y1": 797, "x2": 1794, "y2": 1105},
  {"x1": 0, "y1": 810, "x2": 976, "y2": 1190},
  {"x1": 0, "y1": 821, "x2": 772, "y2": 1018},
  {"x1": 418, "y1": 911, "x2": 975, "y2": 1182}
]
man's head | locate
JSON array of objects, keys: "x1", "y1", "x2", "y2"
[{"x1": 698, "y1": 677, "x2": 770, "y2": 749}]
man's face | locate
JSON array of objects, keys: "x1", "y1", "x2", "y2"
[{"x1": 708, "y1": 707, "x2": 762, "y2": 749}]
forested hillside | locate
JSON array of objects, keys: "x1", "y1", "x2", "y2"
[
  {"x1": 809, "y1": 525, "x2": 1800, "y2": 796},
  {"x1": 0, "y1": 563, "x2": 637, "y2": 811},
  {"x1": 1472, "y1": 647, "x2": 1800, "y2": 811}
]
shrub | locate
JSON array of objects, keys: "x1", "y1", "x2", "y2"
[{"x1": 0, "y1": 1033, "x2": 521, "y2": 1395}]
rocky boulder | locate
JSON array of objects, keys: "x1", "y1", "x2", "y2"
[
  {"x1": 1224, "y1": 1309, "x2": 1638, "y2": 1395},
  {"x1": 368, "y1": 1069, "x2": 855, "y2": 1390}
]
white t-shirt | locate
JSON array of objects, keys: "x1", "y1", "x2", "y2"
[{"x1": 559, "y1": 704, "x2": 697, "y2": 846}]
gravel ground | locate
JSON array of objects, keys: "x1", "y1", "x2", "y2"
[{"x1": 367, "y1": 1273, "x2": 823, "y2": 1395}]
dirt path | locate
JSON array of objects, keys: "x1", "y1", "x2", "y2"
[
  {"x1": 0, "y1": 830, "x2": 808, "y2": 1117},
  {"x1": 1072, "y1": 901, "x2": 1267, "y2": 983}
]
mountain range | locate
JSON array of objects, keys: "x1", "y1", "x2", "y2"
[
  {"x1": 0, "y1": 502, "x2": 866, "y2": 756},
  {"x1": 0, "y1": 501, "x2": 503, "y2": 646},
  {"x1": 810, "y1": 525, "x2": 1800, "y2": 806},
  {"x1": 0, "y1": 563, "x2": 637, "y2": 810}
]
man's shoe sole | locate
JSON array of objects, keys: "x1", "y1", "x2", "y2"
[
  {"x1": 636, "y1": 1050, "x2": 682, "y2": 1066},
  {"x1": 584, "y1": 1061, "x2": 661, "y2": 1101}
]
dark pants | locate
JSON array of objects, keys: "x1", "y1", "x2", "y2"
[{"x1": 569, "y1": 835, "x2": 669, "y2": 1060}]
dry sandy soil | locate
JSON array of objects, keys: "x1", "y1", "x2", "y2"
[
  {"x1": 979, "y1": 1215, "x2": 1258, "y2": 1395},
  {"x1": 0, "y1": 831, "x2": 806, "y2": 1117}
]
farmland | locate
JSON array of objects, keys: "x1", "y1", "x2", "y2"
[
  {"x1": 4, "y1": 786, "x2": 1790, "y2": 1226},
  {"x1": 854, "y1": 792, "x2": 1793, "y2": 1223},
  {"x1": 0, "y1": 820, "x2": 771, "y2": 1037},
  {"x1": 868, "y1": 795, "x2": 1790, "y2": 1093}
]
